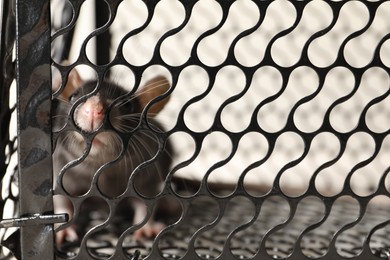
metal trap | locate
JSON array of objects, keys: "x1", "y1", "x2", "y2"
[{"x1": 1, "y1": 0, "x2": 390, "y2": 259}]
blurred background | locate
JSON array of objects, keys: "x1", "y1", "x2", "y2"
[{"x1": 48, "y1": 0, "x2": 390, "y2": 198}]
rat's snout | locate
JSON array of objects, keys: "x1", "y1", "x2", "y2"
[
  {"x1": 84, "y1": 97, "x2": 104, "y2": 117},
  {"x1": 75, "y1": 95, "x2": 105, "y2": 132}
]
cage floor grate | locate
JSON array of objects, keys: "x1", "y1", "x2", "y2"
[{"x1": 56, "y1": 196, "x2": 390, "y2": 259}]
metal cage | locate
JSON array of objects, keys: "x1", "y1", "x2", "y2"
[{"x1": 1, "y1": 0, "x2": 390, "y2": 259}]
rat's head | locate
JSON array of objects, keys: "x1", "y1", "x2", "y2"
[
  {"x1": 69, "y1": 80, "x2": 139, "y2": 133},
  {"x1": 53, "y1": 69, "x2": 171, "y2": 156}
]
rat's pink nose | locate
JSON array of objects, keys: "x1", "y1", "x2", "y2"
[
  {"x1": 83, "y1": 95, "x2": 104, "y2": 118},
  {"x1": 84, "y1": 103, "x2": 104, "y2": 117},
  {"x1": 75, "y1": 96, "x2": 105, "y2": 132}
]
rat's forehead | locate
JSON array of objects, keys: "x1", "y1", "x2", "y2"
[
  {"x1": 83, "y1": 80, "x2": 126, "y2": 92},
  {"x1": 74, "y1": 81, "x2": 97, "y2": 96},
  {"x1": 75, "y1": 80, "x2": 130, "y2": 104}
]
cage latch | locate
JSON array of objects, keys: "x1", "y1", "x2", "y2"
[{"x1": 0, "y1": 213, "x2": 68, "y2": 228}]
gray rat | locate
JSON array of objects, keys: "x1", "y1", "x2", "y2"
[{"x1": 52, "y1": 70, "x2": 173, "y2": 244}]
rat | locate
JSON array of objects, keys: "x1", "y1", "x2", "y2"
[{"x1": 52, "y1": 69, "x2": 174, "y2": 244}]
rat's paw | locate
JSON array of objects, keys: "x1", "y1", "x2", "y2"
[
  {"x1": 134, "y1": 221, "x2": 165, "y2": 240},
  {"x1": 56, "y1": 226, "x2": 78, "y2": 245}
]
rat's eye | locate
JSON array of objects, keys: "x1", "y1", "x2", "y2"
[{"x1": 68, "y1": 90, "x2": 80, "y2": 102}]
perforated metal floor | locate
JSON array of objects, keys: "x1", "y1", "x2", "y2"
[{"x1": 55, "y1": 196, "x2": 390, "y2": 260}]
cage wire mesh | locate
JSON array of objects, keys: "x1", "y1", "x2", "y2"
[
  {"x1": 0, "y1": 0, "x2": 20, "y2": 258},
  {"x1": 1, "y1": 0, "x2": 390, "y2": 259}
]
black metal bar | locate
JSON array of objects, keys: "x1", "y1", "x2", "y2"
[
  {"x1": 95, "y1": 0, "x2": 110, "y2": 66},
  {"x1": 15, "y1": 0, "x2": 54, "y2": 259},
  {"x1": 51, "y1": 1, "x2": 74, "y2": 62}
]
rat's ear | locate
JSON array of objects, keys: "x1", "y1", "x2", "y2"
[
  {"x1": 52, "y1": 65, "x2": 83, "y2": 100},
  {"x1": 61, "y1": 69, "x2": 83, "y2": 100},
  {"x1": 138, "y1": 75, "x2": 171, "y2": 117}
]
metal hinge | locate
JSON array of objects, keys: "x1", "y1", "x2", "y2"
[{"x1": 0, "y1": 213, "x2": 68, "y2": 228}]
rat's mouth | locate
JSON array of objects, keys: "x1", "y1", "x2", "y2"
[
  {"x1": 92, "y1": 136, "x2": 104, "y2": 147},
  {"x1": 86, "y1": 132, "x2": 121, "y2": 157},
  {"x1": 87, "y1": 137, "x2": 105, "y2": 157}
]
